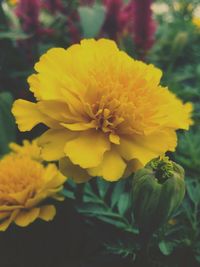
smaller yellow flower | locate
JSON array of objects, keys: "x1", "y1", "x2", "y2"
[
  {"x1": 192, "y1": 17, "x2": 200, "y2": 28},
  {"x1": 9, "y1": 139, "x2": 42, "y2": 161},
  {"x1": 0, "y1": 141, "x2": 66, "y2": 231}
]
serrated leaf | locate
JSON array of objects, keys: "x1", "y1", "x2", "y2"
[
  {"x1": 0, "y1": 92, "x2": 16, "y2": 155},
  {"x1": 186, "y1": 181, "x2": 200, "y2": 204},
  {"x1": 97, "y1": 178, "x2": 110, "y2": 198},
  {"x1": 78, "y1": 4, "x2": 106, "y2": 38},
  {"x1": 77, "y1": 203, "x2": 107, "y2": 214},
  {"x1": 93, "y1": 216, "x2": 127, "y2": 229},
  {"x1": 66, "y1": 178, "x2": 76, "y2": 189},
  {"x1": 117, "y1": 193, "x2": 129, "y2": 215},
  {"x1": 60, "y1": 188, "x2": 75, "y2": 199},
  {"x1": 111, "y1": 180, "x2": 125, "y2": 208}
]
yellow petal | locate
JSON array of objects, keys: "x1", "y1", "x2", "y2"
[
  {"x1": 53, "y1": 194, "x2": 65, "y2": 201},
  {"x1": 61, "y1": 121, "x2": 96, "y2": 131},
  {"x1": 9, "y1": 186, "x2": 32, "y2": 205},
  {"x1": 38, "y1": 129, "x2": 77, "y2": 161},
  {"x1": 39, "y1": 205, "x2": 56, "y2": 221},
  {"x1": 0, "y1": 205, "x2": 23, "y2": 211},
  {"x1": 25, "y1": 192, "x2": 48, "y2": 209},
  {"x1": 29, "y1": 48, "x2": 70, "y2": 100},
  {"x1": 12, "y1": 100, "x2": 59, "y2": 131},
  {"x1": 14, "y1": 208, "x2": 40, "y2": 227},
  {"x1": 64, "y1": 130, "x2": 110, "y2": 168},
  {"x1": 109, "y1": 133, "x2": 120, "y2": 144},
  {"x1": 0, "y1": 211, "x2": 10, "y2": 220},
  {"x1": 0, "y1": 210, "x2": 19, "y2": 231},
  {"x1": 88, "y1": 148, "x2": 126, "y2": 181},
  {"x1": 59, "y1": 157, "x2": 91, "y2": 183},
  {"x1": 37, "y1": 100, "x2": 70, "y2": 122},
  {"x1": 120, "y1": 130, "x2": 177, "y2": 165},
  {"x1": 122, "y1": 159, "x2": 143, "y2": 178},
  {"x1": 43, "y1": 164, "x2": 67, "y2": 188}
]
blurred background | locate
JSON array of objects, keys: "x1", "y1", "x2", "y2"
[{"x1": 0, "y1": 1, "x2": 200, "y2": 267}]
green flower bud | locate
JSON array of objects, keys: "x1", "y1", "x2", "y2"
[{"x1": 132, "y1": 157, "x2": 185, "y2": 236}]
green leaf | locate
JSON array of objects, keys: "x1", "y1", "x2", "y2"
[
  {"x1": 77, "y1": 203, "x2": 107, "y2": 215},
  {"x1": 97, "y1": 177, "x2": 110, "y2": 198},
  {"x1": 92, "y1": 216, "x2": 128, "y2": 229},
  {"x1": 117, "y1": 193, "x2": 129, "y2": 215},
  {"x1": 111, "y1": 180, "x2": 125, "y2": 208},
  {"x1": 159, "y1": 240, "x2": 175, "y2": 256},
  {"x1": 0, "y1": 92, "x2": 16, "y2": 155},
  {"x1": 60, "y1": 188, "x2": 75, "y2": 199},
  {"x1": 78, "y1": 4, "x2": 106, "y2": 38},
  {"x1": 195, "y1": 255, "x2": 200, "y2": 263},
  {"x1": 186, "y1": 181, "x2": 200, "y2": 204},
  {"x1": 0, "y1": 31, "x2": 29, "y2": 40}
]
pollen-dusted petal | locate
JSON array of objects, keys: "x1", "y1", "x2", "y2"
[
  {"x1": 59, "y1": 157, "x2": 91, "y2": 183},
  {"x1": 38, "y1": 129, "x2": 77, "y2": 161},
  {"x1": 64, "y1": 130, "x2": 110, "y2": 168},
  {"x1": 39, "y1": 205, "x2": 56, "y2": 221},
  {"x1": 120, "y1": 130, "x2": 177, "y2": 165},
  {"x1": 88, "y1": 148, "x2": 126, "y2": 181},
  {"x1": 14, "y1": 208, "x2": 40, "y2": 227}
]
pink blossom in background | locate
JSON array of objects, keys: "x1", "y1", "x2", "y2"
[
  {"x1": 80, "y1": 0, "x2": 95, "y2": 5},
  {"x1": 67, "y1": 12, "x2": 81, "y2": 43},
  {"x1": 102, "y1": 0, "x2": 133, "y2": 41},
  {"x1": 42, "y1": 0, "x2": 64, "y2": 14},
  {"x1": 16, "y1": 0, "x2": 41, "y2": 34},
  {"x1": 131, "y1": 0, "x2": 156, "y2": 58}
]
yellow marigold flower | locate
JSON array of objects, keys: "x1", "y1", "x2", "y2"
[
  {"x1": 9, "y1": 139, "x2": 41, "y2": 161},
  {"x1": 12, "y1": 39, "x2": 193, "y2": 182},
  {"x1": 192, "y1": 17, "x2": 200, "y2": 28},
  {"x1": 0, "y1": 153, "x2": 66, "y2": 231}
]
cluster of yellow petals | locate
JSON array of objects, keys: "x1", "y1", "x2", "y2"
[
  {"x1": 0, "y1": 140, "x2": 66, "y2": 231},
  {"x1": 9, "y1": 139, "x2": 42, "y2": 161},
  {"x1": 12, "y1": 39, "x2": 192, "y2": 182}
]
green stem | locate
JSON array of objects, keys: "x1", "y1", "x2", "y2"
[{"x1": 134, "y1": 233, "x2": 152, "y2": 267}]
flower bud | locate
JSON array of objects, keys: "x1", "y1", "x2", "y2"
[{"x1": 132, "y1": 157, "x2": 185, "y2": 236}]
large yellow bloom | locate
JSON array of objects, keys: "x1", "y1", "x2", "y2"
[
  {"x1": 12, "y1": 39, "x2": 192, "y2": 182},
  {"x1": 0, "y1": 141, "x2": 66, "y2": 231}
]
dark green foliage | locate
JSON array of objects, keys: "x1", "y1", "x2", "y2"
[
  {"x1": 63, "y1": 177, "x2": 139, "y2": 234},
  {"x1": 0, "y1": 92, "x2": 16, "y2": 156}
]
